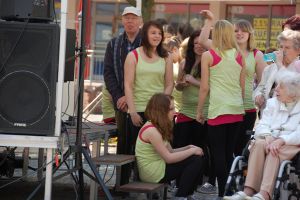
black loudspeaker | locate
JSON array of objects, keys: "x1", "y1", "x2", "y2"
[
  {"x1": 0, "y1": 21, "x2": 59, "y2": 136},
  {"x1": 0, "y1": 0, "x2": 53, "y2": 22}
]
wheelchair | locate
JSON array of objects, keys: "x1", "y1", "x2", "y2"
[{"x1": 225, "y1": 132, "x2": 300, "y2": 200}]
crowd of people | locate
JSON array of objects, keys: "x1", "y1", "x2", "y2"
[{"x1": 102, "y1": 6, "x2": 300, "y2": 200}]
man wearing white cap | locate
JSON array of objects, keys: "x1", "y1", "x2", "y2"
[{"x1": 104, "y1": 6, "x2": 142, "y2": 185}]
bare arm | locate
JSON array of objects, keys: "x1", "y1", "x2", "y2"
[
  {"x1": 147, "y1": 128, "x2": 203, "y2": 164},
  {"x1": 196, "y1": 51, "x2": 211, "y2": 124},
  {"x1": 175, "y1": 59, "x2": 188, "y2": 91},
  {"x1": 240, "y1": 61, "x2": 246, "y2": 99},
  {"x1": 184, "y1": 74, "x2": 200, "y2": 87},
  {"x1": 164, "y1": 55, "x2": 174, "y2": 95},
  {"x1": 255, "y1": 50, "x2": 267, "y2": 83},
  {"x1": 199, "y1": 10, "x2": 213, "y2": 50}
]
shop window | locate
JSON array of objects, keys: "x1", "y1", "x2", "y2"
[
  {"x1": 189, "y1": 4, "x2": 209, "y2": 30},
  {"x1": 227, "y1": 5, "x2": 269, "y2": 51},
  {"x1": 153, "y1": 3, "x2": 189, "y2": 28},
  {"x1": 95, "y1": 23, "x2": 112, "y2": 43},
  {"x1": 227, "y1": 5, "x2": 295, "y2": 51},
  {"x1": 96, "y1": 3, "x2": 115, "y2": 16},
  {"x1": 270, "y1": 5, "x2": 295, "y2": 49}
]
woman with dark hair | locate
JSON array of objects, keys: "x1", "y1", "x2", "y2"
[
  {"x1": 174, "y1": 30, "x2": 206, "y2": 148},
  {"x1": 174, "y1": 30, "x2": 215, "y2": 194},
  {"x1": 135, "y1": 93, "x2": 205, "y2": 200},
  {"x1": 124, "y1": 20, "x2": 174, "y2": 154}
]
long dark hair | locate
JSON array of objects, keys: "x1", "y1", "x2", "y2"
[
  {"x1": 141, "y1": 20, "x2": 168, "y2": 58},
  {"x1": 145, "y1": 93, "x2": 173, "y2": 142},
  {"x1": 184, "y1": 30, "x2": 201, "y2": 77}
]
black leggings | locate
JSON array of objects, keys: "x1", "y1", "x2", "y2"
[
  {"x1": 160, "y1": 155, "x2": 205, "y2": 197},
  {"x1": 208, "y1": 122, "x2": 242, "y2": 197},
  {"x1": 127, "y1": 112, "x2": 146, "y2": 155},
  {"x1": 173, "y1": 120, "x2": 207, "y2": 148},
  {"x1": 234, "y1": 112, "x2": 256, "y2": 156},
  {"x1": 173, "y1": 120, "x2": 216, "y2": 185}
]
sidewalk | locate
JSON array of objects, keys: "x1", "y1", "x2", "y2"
[{"x1": 0, "y1": 114, "x2": 218, "y2": 199}]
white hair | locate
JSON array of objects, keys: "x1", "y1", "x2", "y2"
[
  {"x1": 276, "y1": 69, "x2": 300, "y2": 99},
  {"x1": 277, "y1": 29, "x2": 300, "y2": 50}
]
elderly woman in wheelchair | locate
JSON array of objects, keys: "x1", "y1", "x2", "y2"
[{"x1": 224, "y1": 70, "x2": 300, "y2": 200}]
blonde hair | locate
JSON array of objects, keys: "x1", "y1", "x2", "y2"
[
  {"x1": 212, "y1": 20, "x2": 239, "y2": 55},
  {"x1": 234, "y1": 19, "x2": 256, "y2": 51},
  {"x1": 179, "y1": 37, "x2": 189, "y2": 59}
]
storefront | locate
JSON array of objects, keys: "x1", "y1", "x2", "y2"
[{"x1": 88, "y1": 0, "x2": 299, "y2": 81}]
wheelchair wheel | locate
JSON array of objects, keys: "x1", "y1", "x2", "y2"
[
  {"x1": 225, "y1": 156, "x2": 247, "y2": 195},
  {"x1": 273, "y1": 160, "x2": 293, "y2": 200}
]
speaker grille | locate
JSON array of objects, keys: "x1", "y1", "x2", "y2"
[
  {"x1": 0, "y1": 21, "x2": 59, "y2": 136},
  {"x1": 0, "y1": 70, "x2": 50, "y2": 126}
]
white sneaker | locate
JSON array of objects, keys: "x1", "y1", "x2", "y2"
[
  {"x1": 223, "y1": 191, "x2": 249, "y2": 200},
  {"x1": 198, "y1": 182, "x2": 217, "y2": 194}
]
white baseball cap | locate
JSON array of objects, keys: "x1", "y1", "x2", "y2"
[{"x1": 122, "y1": 6, "x2": 141, "y2": 17}]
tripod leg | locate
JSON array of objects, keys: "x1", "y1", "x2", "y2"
[{"x1": 82, "y1": 148, "x2": 113, "y2": 200}]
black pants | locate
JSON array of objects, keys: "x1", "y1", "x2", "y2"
[
  {"x1": 173, "y1": 120, "x2": 216, "y2": 185},
  {"x1": 160, "y1": 155, "x2": 205, "y2": 197},
  {"x1": 173, "y1": 120, "x2": 207, "y2": 148},
  {"x1": 127, "y1": 112, "x2": 146, "y2": 155},
  {"x1": 115, "y1": 110, "x2": 131, "y2": 185},
  {"x1": 208, "y1": 122, "x2": 242, "y2": 197},
  {"x1": 234, "y1": 112, "x2": 256, "y2": 156}
]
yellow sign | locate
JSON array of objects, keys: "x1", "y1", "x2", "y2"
[
  {"x1": 253, "y1": 17, "x2": 284, "y2": 51},
  {"x1": 253, "y1": 18, "x2": 268, "y2": 29}
]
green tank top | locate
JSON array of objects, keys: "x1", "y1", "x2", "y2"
[
  {"x1": 208, "y1": 49, "x2": 245, "y2": 119},
  {"x1": 244, "y1": 51, "x2": 256, "y2": 110},
  {"x1": 133, "y1": 48, "x2": 166, "y2": 112},
  {"x1": 172, "y1": 62, "x2": 182, "y2": 112},
  {"x1": 135, "y1": 125, "x2": 166, "y2": 183},
  {"x1": 180, "y1": 69, "x2": 209, "y2": 119},
  {"x1": 102, "y1": 86, "x2": 115, "y2": 120}
]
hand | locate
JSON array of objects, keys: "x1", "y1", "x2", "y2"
[
  {"x1": 196, "y1": 110, "x2": 205, "y2": 124},
  {"x1": 265, "y1": 136, "x2": 275, "y2": 154},
  {"x1": 255, "y1": 95, "x2": 265, "y2": 108},
  {"x1": 130, "y1": 112, "x2": 143, "y2": 127},
  {"x1": 184, "y1": 74, "x2": 195, "y2": 84},
  {"x1": 192, "y1": 146, "x2": 204, "y2": 156},
  {"x1": 200, "y1": 10, "x2": 214, "y2": 21},
  {"x1": 117, "y1": 96, "x2": 127, "y2": 112},
  {"x1": 176, "y1": 80, "x2": 189, "y2": 87},
  {"x1": 274, "y1": 50, "x2": 283, "y2": 66},
  {"x1": 188, "y1": 144, "x2": 198, "y2": 149},
  {"x1": 268, "y1": 138, "x2": 285, "y2": 156}
]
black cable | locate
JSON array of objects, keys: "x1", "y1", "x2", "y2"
[
  {"x1": 104, "y1": 166, "x2": 115, "y2": 184},
  {"x1": 0, "y1": 19, "x2": 29, "y2": 74},
  {"x1": 0, "y1": 158, "x2": 55, "y2": 190}
]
